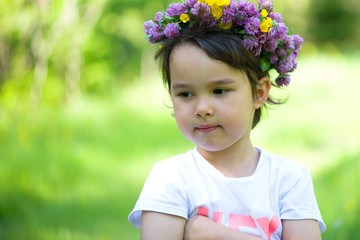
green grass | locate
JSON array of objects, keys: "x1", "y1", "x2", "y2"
[
  {"x1": 0, "y1": 103, "x2": 178, "y2": 239},
  {"x1": 315, "y1": 152, "x2": 360, "y2": 239},
  {"x1": 0, "y1": 91, "x2": 195, "y2": 239},
  {"x1": 0, "y1": 53, "x2": 359, "y2": 239}
]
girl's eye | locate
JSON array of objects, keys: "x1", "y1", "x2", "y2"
[
  {"x1": 213, "y1": 89, "x2": 228, "y2": 95},
  {"x1": 179, "y1": 92, "x2": 193, "y2": 98}
]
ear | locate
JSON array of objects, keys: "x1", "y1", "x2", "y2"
[{"x1": 254, "y1": 77, "x2": 271, "y2": 109}]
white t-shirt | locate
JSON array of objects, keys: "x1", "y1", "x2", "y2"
[{"x1": 129, "y1": 147, "x2": 326, "y2": 239}]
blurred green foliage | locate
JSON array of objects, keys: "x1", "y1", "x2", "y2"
[
  {"x1": 308, "y1": 0, "x2": 360, "y2": 51},
  {"x1": 315, "y1": 152, "x2": 360, "y2": 240},
  {"x1": 0, "y1": 90, "x2": 194, "y2": 239},
  {"x1": 0, "y1": 0, "x2": 170, "y2": 107}
]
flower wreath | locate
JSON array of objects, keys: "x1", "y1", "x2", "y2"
[{"x1": 143, "y1": 0, "x2": 303, "y2": 87}]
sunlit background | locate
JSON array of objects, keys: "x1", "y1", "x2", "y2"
[{"x1": 0, "y1": 0, "x2": 359, "y2": 239}]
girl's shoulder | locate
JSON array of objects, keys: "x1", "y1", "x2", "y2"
[
  {"x1": 153, "y1": 148, "x2": 195, "y2": 168},
  {"x1": 260, "y1": 148, "x2": 306, "y2": 167},
  {"x1": 149, "y1": 148, "x2": 198, "y2": 179},
  {"x1": 258, "y1": 148, "x2": 311, "y2": 179}
]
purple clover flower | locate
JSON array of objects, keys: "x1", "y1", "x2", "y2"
[
  {"x1": 253, "y1": 44, "x2": 262, "y2": 56},
  {"x1": 191, "y1": 3, "x2": 211, "y2": 19},
  {"x1": 258, "y1": 0, "x2": 274, "y2": 13},
  {"x1": 276, "y1": 53, "x2": 295, "y2": 74},
  {"x1": 275, "y1": 75, "x2": 291, "y2": 87},
  {"x1": 270, "y1": 22, "x2": 288, "y2": 40},
  {"x1": 164, "y1": 23, "x2": 180, "y2": 38},
  {"x1": 166, "y1": 3, "x2": 187, "y2": 17},
  {"x1": 185, "y1": 0, "x2": 198, "y2": 8},
  {"x1": 290, "y1": 52, "x2": 297, "y2": 67},
  {"x1": 268, "y1": 12, "x2": 283, "y2": 23},
  {"x1": 245, "y1": 17, "x2": 260, "y2": 36},
  {"x1": 233, "y1": 10, "x2": 248, "y2": 26},
  {"x1": 282, "y1": 35, "x2": 295, "y2": 50},
  {"x1": 229, "y1": 0, "x2": 241, "y2": 12},
  {"x1": 199, "y1": 17, "x2": 217, "y2": 28},
  {"x1": 292, "y1": 34, "x2": 303, "y2": 50},
  {"x1": 149, "y1": 25, "x2": 164, "y2": 43},
  {"x1": 244, "y1": 36, "x2": 261, "y2": 56},
  {"x1": 264, "y1": 38, "x2": 278, "y2": 52},
  {"x1": 242, "y1": 36, "x2": 255, "y2": 51},
  {"x1": 258, "y1": 32, "x2": 269, "y2": 44},
  {"x1": 276, "y1": 47, "x2": 287, "y2": 58},
  {"x1": 229, "y1": 0, "x2": 247, "y2": 24},
  {"x1": 144, "y1": 20, "x2": 155, "y2": 35},
  {"x1": 293, "y1": 49, "x2": 299, "y2": 57},
  {"x1": 292, "y1": 62, "x2": 298, "y2": 71},
  {"x1": 239, "y1": 1, "x2": 259, "y2": 17},
  {"x1": 221, "y1": 6, "x2": 235, "y2": 24},
  {"x1": 154, "y1": 12, "x2": 164, "y2": 23},
  {"x1": 269, "y1": 53, "x2": 279, "y2": 64}
]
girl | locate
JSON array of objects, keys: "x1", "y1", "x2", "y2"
[{"x1": 129, "y1": 0, "x2": 326, "y2": 239}]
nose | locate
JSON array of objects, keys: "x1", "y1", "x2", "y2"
[{"x1": 195, "y1": 97, "x2": 214, "y2": 117}]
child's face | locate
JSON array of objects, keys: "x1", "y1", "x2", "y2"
[{"x1": 169, "y1": 43, "x2": 262, "y2": 153}]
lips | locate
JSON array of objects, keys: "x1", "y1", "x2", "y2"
[{"x1": 195, "y1": 125, "x2": 219, "y2": 133}]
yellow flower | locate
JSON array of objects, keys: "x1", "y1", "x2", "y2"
[
  {"x1": 206, "y1": 0, "x2": 215, "y2": 6},
  {"x1": 180, "y1": 13, "x2": 190, "y2": 23},
  {"x1": 198, "y1": 0, "x2": 214, "y2": 6},
  {"x1": 215, "y1": 0, "x2": 230, "y2": 6},
  {"x1": 260, "y1": 17, "x2": 273, "y2": 32},
  {"x1": 211, "y1": 4, "x2": 223, "y2": 19},
  {"x1": 219, "y1": 21, "x2": 232, "y2": 29},
  {"x1": 260, "y1": 9, "x2": 268, "y2": 18}
]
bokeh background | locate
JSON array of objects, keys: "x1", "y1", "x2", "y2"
[{"x1": 0, "y1": 0, "x2": 359, "y2": 239}]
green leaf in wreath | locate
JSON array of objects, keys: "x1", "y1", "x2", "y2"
[{"x1": 261, "y1": 57, "x2": 271, "y2": 72}]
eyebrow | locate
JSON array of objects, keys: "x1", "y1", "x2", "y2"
[
  {"x1": 171, "y1": 79, "x2": 236, "y2": 90},
  {"x1": 171, "y1": 83, "x2": 191, "y2": 90}
]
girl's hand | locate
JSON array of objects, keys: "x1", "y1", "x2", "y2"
[{"x1": 184, "y1": 215, "x2": 265, "y2": 240}]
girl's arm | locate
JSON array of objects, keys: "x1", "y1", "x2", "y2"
[
  {"x1": 141, "y1": 211, "x2": 186, "y2": 240},
  {"x1": 184, "y1": 215, "x2": 265, "y2": 240},
  {"x1": 282, "y1": 219, "x2": 321, "y2": 240},
  {"x1": 184, "y1": 216, "x2": 322, "y2": 240}
]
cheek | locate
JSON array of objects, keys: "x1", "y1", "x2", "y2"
[
  {"x1": 174, "y1": 112, "x2": 194, "y2": 141},
  {"x1": 218, "y1": 100, "x2": 254, "y2": 127},
  {"x1": 173, "y1": 103, "x2": 191, "y2": 127}
]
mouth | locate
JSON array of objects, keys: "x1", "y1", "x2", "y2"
[{"x1": 195, "y1": 125, "x2": 219, "y2": 133}]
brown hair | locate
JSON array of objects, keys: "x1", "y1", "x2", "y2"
[{"x1": 155, "y1": 25, "x2": 285, "y2": 128}]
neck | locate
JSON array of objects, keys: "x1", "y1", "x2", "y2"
[{"x1": 197, "y1": 140, "x2": 259, "y2": 178}]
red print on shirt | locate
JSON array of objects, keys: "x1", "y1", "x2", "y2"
[{"x1": 197, "y1": 206, "x2": 280, "y2": 240}]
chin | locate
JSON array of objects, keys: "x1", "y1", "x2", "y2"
[{"x1": 196, "y1": 143, "x2": 229, "y2": 153}]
